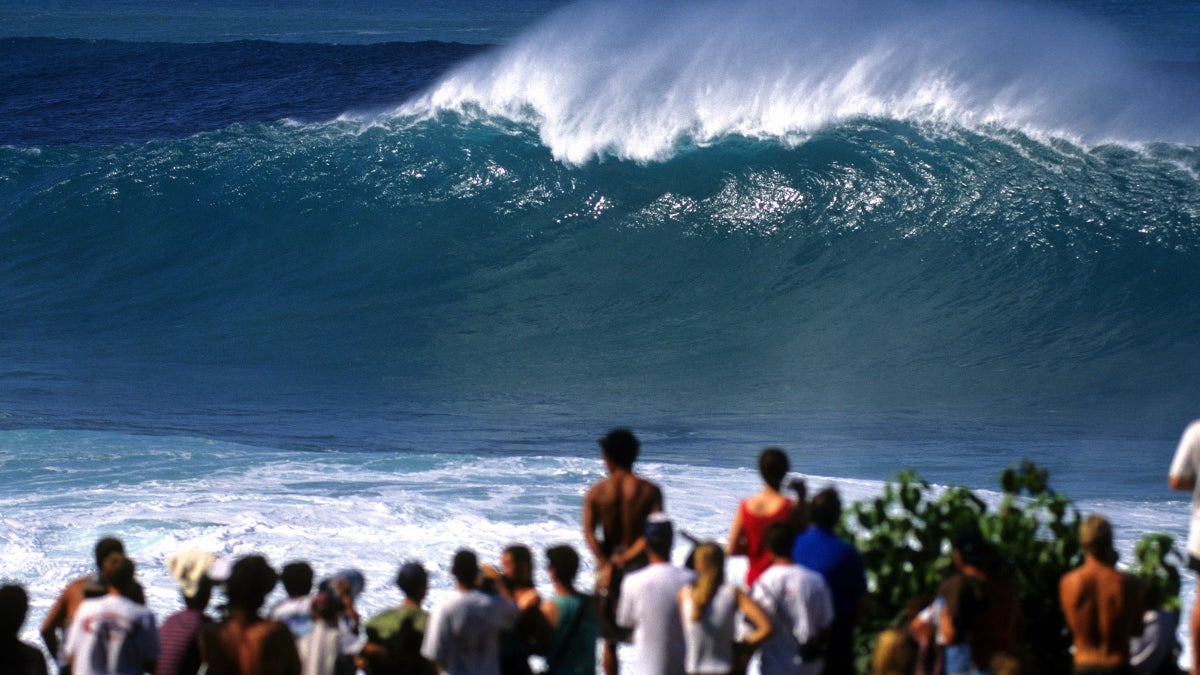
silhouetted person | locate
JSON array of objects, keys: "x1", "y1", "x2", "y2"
[
  {"x1": 421, "y1": 549, "x2": 518, "y2": 675},
  {"x1": 0, "y1": 584, "x2": 49, "y2": 675},
  {"x1": 42, "y1": 536, "x2": 138, "y2": 673},
  {"x1": 202, "y1": 555, "x2": 301, "y2": 675},
  {"x1": 538, "y1": 545, "x2": 600, "y2": 675},
  {"x1": 727, "y1": 447, "x2": 807, "y2": 587},
  {"x1": 583, "y1": 428, "x2": 664, "y2": 675},
  {"x1": 1060, "y1": 515, "x2": 1142, "y2": 675},
  {"x1": 157, "y1": 550, "x2": 219, "y2": 675},
  {"x1": 791, "y1": 488, "x2": 866, "y2": 674},
  {"x1": 64, "y1": 554, "x2": 158, "y2": 675}
]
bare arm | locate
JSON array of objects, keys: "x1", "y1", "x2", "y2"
[
  {"x1": 735, "y1": 588, "x2": 773, "y2": 649},
  {"x1": 582, "y1": 490, "x2": 606, "y2": 563},
  {"x1": 540, "y1": 598, "x2": 560, "y2": 629},
  {"x1": 40, "y1": 590, "x2": 69, "y2": 656}
]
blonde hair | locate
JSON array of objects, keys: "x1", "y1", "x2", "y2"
[
  {"x1": 1080, "y1": 514, "x2": 1114, "y2": 559},
  {"x1": 870, "y1": 627, "x2": 916, "y2": 675},
  {"x1": 690, "y1": 542, "x2": 725, "y2": 622}
]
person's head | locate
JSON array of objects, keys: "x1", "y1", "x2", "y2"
[
  {"x1": 870, "y1": 627, "x2": 917, "y2": 675},
  {"x1": 644, "y1": 513, "x2": 674, "y2": 560},
  {"x1": 0, "y1": 585, "x2": 28, "y2": 640},
  {"x1": 689, "y1": 542, "x2": 726, "y2": 622},
  {"x1": 545, "y1": 545, "x2": 580, "y2": 590},
  {"x1": 226, "y1": 555, "x2": 278, "y2": 613},
  {"x1": 103, "y1": 554, "x2": 138, "y2": 598},
  {"x1": 764, "y1": 522, "x2": 793, "y2": 559},
  {"x1": 758, "y1": 447, "x2": 790, "y2": 491},
  {"x1": 1080, "y1": 514, "x2": 1116, "y2": 563},
  {"x1": 451, "y1": 549, "x2": 479, "y2": 589},
  {"x1": 599, "y1": 428, "x2": 639, "y2": 471},
  {"x1": 809, "y1": 487, "x2": 842, "y2": 530},
  {"x1": 94, "y1": 536, "x2": 125, "y2": 571},
  {"x1": 280, "y1": 561, "x2": 314, "y2": 598},
  {"x1": 310, "y1": 591, "x2": 341, "y2": 626},
  {"x1": 166, "y1": 550, "x2": 218, "y2": 611},
  {"x1": 952, "y1": 525, "x2": 998, "y2": 573},
  {"x1": 395, "y1": 562, "x2": 428, "y2": 602},
  {"x1": 502, "y1": 545, "x2": 534, "y2": 587}
]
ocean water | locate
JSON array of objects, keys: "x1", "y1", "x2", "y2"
[{"x1": 2, "y1": 0, "x2": 1199, "y2": 665}]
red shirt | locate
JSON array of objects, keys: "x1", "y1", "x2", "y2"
[{"x1": 740, "y1": 498, "x2": 793, "y2": 587}]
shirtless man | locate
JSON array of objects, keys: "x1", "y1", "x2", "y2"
[
  {"x1": 582, "y1": 428, "x2": 663, "y2": 675},
  {"x1": 41, "y1": 537, "x2": 134, "y2": 672},
  {"x1": 1059, "y1": 514, "x2": 1142, "y2": 675},
  {"x1": 202, "y1": 555, "x2": 300, "y2": 675}
]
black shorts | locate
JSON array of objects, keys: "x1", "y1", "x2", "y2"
[{"x1": 1189, "y1": 554, "x2": 1200, "y2": 574}]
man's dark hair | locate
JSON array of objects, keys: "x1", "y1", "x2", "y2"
[
  {"x1": 545, "y1": 545, "x2": 580, "y2": 587},
  {"x1": 451, "y1": 549, "x2": 479, "y2": 588},
  {"x1": 599, "y1": 428, "x2": 639, "y2": 470},
  {"x1": 764, "y1": 522, "x2": 794, "y2": 558},
  {"x1": 280, "y1": 561, "x2": 314, "y2": 598},
  {"x1": 758, "y1": 447, "x2": 790, "y2": 491},
  {"x1": 103, "y1": 554, "x2": 137, "y2": 595},
  {"x1": 395, "y1": 562, "x2": 428, "y2": 599},
  {"x1": 94, "y1": 537, "x2": 125, "y2": 571},
  {"x1": 226, "y1": 555, "x2": 278, "y2": 613},
  {"x1": 0, "y1": 584, "x2": 28, "y2": 638},
  {"x1": 810, "y1": 487, "x2": 842, "y2": 530},
  {"x1": 503, "y1": 544, "x2": 534, "y2": 585}
]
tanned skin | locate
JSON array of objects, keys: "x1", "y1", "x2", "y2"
[
  {"x1": 1059, "y1": 553, "x2": 1142, "y2": 670},
  {"x1": 583, "y1": 454, "x2": 663, "y2": 675}
]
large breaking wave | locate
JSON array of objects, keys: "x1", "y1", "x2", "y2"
[{"x1": 396, "y1": 0, "x2": 1200, "y2": 163}]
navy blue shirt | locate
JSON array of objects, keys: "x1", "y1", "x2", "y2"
[{"x1": 791, "y1": 526, "x2": 867, "y2": 619}]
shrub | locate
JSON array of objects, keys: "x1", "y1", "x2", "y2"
[{"x1": 842, "y1": 461, "x2": 1179, "y2": 674}]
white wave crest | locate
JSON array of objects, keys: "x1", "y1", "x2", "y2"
[{"x1": 394, "y1": 0, "x2": 1199, "y2": 164}]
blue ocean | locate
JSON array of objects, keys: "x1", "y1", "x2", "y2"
[{"x1": 2, "y1": 0, "x2": 1199, "y2": 664}]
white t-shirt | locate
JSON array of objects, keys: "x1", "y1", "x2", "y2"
[
  {"x1": 420, "y1": 589, "x2": 517, "y2": 675},
  {"x1": 64, "y1": 594, "x2": 160, "y2": 675},
  {"x1": 270, "y1": 596, "x2": 314, "y2": 637},
  {"x1": 750, "y1": 563, "x2": 834, "y2": 675},
  {"x1": 615, "y1": 562, "x2": 695, "y2": 675},
  {"x1": 1169, "y1": 420, "x2": 1200, "y2": 557}
]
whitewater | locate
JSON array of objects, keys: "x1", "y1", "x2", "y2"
[{"x1": 1, "y1": 0, "x2": 1199, "y2": 668}]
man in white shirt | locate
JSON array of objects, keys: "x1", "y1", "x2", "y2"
[
  {"x1": 1168, "y1": 419, "x2": 1200, "y2": 675},
  {"x1": 64, "y1": 554, "x2": 159, "y2": 675},
  {"x1": 751, "y1": 523, "x2": 834, "y2": 675},
  {"x1": 615, "y1": 514, "x2": 694, "y2": 675},
  {"x1": 421, "y1": 549, "x2": 518, "y2": 675}
]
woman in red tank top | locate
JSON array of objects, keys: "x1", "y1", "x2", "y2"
[{"x1": 726, "y1": 448, "x2": 805, "y2": 587}]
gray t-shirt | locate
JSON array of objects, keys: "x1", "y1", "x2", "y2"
[
  {"x1": 421, "y1": 590, "x2": 517, "y2": 675},
  {"x1": 64, "y1": 594, "x2": 159, "y2": 675},
  {"x1": 615, "y1": 563, "x2": 695, "y2": 675}
]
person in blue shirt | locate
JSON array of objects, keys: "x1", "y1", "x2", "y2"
[{"x1": 790, "y1": 488, "x2": 867, "y2": 675}]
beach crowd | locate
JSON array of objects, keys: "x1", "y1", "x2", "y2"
[{"x1": 3, "y1": 424, "x2": 1200, "y2": 675}]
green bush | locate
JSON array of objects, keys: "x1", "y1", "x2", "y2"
[{"x1": 841, "y1": 461, "x2": 1180, "y2": 674}]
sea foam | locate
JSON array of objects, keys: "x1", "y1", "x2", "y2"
[{"x1": 397, "y1": 0, "x2": 1199, "y2": 164}]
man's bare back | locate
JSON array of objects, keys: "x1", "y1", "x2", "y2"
[
  {"x1": 202, "y1": 614, "x2": 299, "y2": 675},
  {"x1": 584, "y1": 471, "x2": 663, "y2": 566}
]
